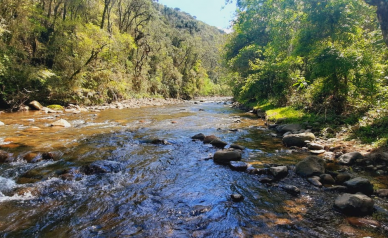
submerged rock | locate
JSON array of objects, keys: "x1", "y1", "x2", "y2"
[
  {"x1": 82, "y1": 160, "x2": 125, "y2": 175},
  {"x1": 213, "y1": 149, "x2": 242, "y2": 165},
  {"x1": 42, "y1": 151, "x2": 64, "y2": 161},
  {"x1": 295, "y1": 156, "x2": 325, "y2": 177},
  {"x1": 339, "y1": 152, "x2": 364, "y2": 165},
  {"x1": 283, "y1": 132, "x2": 316, "y2": 147},
  {"x1": 229, "y1": 161, "x2": 248, "y2": 171},
  {"x1": 231, "y1": 193, "x2": 244, "y2": 202},
  {"x1": 0, "y1": 150, "x2": 13, "y2": 163},
  {"x1": 280, "y1": 184, "x2": 300, "y2": 196},
  {"x1": 334, "y1": 193, "x2": 374, "y2": 216},
  {"x1": 344, "y1": 177, "x2": 374, "y2": 195},
  {"x1": 51, "y1": 119, "x2": 71, "y2": 127}
]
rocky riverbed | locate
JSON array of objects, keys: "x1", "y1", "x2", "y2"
[{"x1": 0, "y1": 98, "x2": 387, "y2": 237}]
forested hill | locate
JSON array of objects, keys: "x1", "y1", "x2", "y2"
[
  {"x1": 225, "y1": 0, "x2": 388, "y2": 115},
  {"x1": 0, "y1": 0, "x2": 230, "y2": 110}
]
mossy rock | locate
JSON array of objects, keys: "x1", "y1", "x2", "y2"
[{"x1": 47, "y1": 105, "x2": 64, "y2": 110}]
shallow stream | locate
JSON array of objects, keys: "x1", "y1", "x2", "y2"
[{"x1": 0, "y1": 99, "x2": 387, "y2": 237}]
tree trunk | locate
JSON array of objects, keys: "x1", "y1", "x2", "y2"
[{"x1": 365, "y1": 0, "x2": 388, "y2": 47}]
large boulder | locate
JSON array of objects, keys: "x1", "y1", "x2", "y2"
[
  {"x1": 283, "y1": 132, "x2": 316, "y2": 147},
  {"x1": 295, "y1": 156, "x2": 325, "y2": 177},
  {"x1": 344, "y1": 177, "x2": 374, "y2": 195},
  {"x1": 334, "y1": 193, "x2": 374, "y2": 215},
  {"x1": 51, "y1": 119, "x2": 71, "y2": 128},
  {"x1": 29, "y1": 100, "x2": 44, "y2": 110},
  {"x1": 213, "y1": 149, "x2": 242, "y2": 165},
  {"x1": 82, "y1": 160, "x2": 125, "y2": 175},
  {"x1": 338, "y1": 152, "x2": 364, "y2": 165},
  {"x1": 277, "y1": 124, "x2": 303, "y2": 134},
  {"x1": 0, "y1": 121, "x2": 4, "y2": 126}
]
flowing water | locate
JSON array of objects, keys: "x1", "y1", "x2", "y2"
[{"x1": 0, "y1": 99, "x2": 387, "y2": 237}]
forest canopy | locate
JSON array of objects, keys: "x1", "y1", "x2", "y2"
[
  {"x1": 0, "y1": 0, "x2": 231, "y2": 110},
  {"x1": 224, "y1": 0, "x2": 388, "y2": 115}
]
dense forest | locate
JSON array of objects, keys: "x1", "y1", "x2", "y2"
[
  {"x1": 225, "y1": 0, "x2": 388, "y2": 116},
  {"x1": 0, "y1": 0, "x2": 231, "y2": 110}
]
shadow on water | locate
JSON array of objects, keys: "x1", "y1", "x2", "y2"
[{"x1": 0, "y1": 100, "x2": 387, "y2": 237}]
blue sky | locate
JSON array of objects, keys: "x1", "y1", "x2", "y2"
[{"x1": 157, "y1": 0, "x2": 236, "y2": 31}]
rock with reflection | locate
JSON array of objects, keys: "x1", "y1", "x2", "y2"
[
  {"x1": 82, "y1": 160, "x2": 125, "y2": 175},
  {"x1": 213, "y1": 149, "x2": 242, "y2": 165},
  {"x1": 334, "y1": 193, "x2": 374, "y2": 216}
]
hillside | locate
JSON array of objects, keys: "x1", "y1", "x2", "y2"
[{"x1": 0, "y1": 0, "x2": 230, "y2": 110}]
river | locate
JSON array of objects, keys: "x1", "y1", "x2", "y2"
[{"x1": 0, "y1": 98, "x2": 387, "y2": 237}]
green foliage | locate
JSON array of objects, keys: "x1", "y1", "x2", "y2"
[
  {"x1": 225, "y1": 0, "x2": 387, "y2": 115},
  {"x1": 0, "y1": 0, "x2": 230, "y2": 108}
]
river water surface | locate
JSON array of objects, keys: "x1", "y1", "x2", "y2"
[{"x1": 0, "y1": 99, "x2": 387, "y2": 237}]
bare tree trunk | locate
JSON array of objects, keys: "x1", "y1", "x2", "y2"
[{"x1": 365, "y1": 0, "x2": 388, "y2": 47}]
